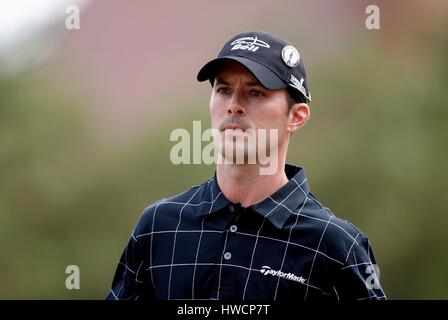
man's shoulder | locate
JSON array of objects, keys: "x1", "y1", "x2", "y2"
[
  {"x1": 301, "y1": 195, "x2": 370, "y2": 263},
  {"x1": 328, "y1": 213, "x2": 366, "y2": 243},
  {"x1": 305, "y1": 193, "x2": 365, "y2": 236}
]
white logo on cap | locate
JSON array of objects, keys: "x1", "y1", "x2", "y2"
[
  {"x1": 281, "y1": 45, "x2": 300, "y2": 67},
  {"x1": 230, "y1": 36, "x2": 270, "y2": 52},
  {"x1": 290, "y1": 74, "x2": 310, "y2": 100}
]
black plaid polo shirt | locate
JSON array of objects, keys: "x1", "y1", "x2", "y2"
[{"x1": 106, "y1": 164, "x2": 386, "y2": 300}]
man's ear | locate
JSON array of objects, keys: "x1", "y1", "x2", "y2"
[{"x1": 287, "y1": 103, "x2": 310, "y2": 135}]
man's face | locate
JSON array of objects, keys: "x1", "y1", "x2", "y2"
[{"x1": 209, "y1": 60, "x2": 291, "y2": 165}]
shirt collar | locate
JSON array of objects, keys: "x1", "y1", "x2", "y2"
[{"x1": 197, "y1": 164, "x2": 310, "y2": 230}]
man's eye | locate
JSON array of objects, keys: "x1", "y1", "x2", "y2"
[
  {"x1": 217, "y1": 87, "x2": 231, "y2": 95},
  {"x1": 250, "y1": 89, "x2": 263, "y2": 97}
]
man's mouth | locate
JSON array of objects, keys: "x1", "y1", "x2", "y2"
[{"x1": 222, "y1": 123, "x2": 247, "y2": 132}]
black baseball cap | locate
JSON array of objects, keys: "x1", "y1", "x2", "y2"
[{"x1": 197, "y1": 31, "x2": 311, "y2": 103}]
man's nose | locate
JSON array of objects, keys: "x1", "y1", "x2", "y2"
[{"x1": 227, "y1": 93, "x2": 246, "y2": 116}]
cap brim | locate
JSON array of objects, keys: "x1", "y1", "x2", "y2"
[{"x1": 197, "y1": 56, "x2": 286, "y2": 90}]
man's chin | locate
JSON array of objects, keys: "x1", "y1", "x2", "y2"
[{"x1": 218, "y1": 144, "x2": 257, "y2": 165}]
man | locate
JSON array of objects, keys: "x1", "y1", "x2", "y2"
[{"x1": 106, "y1": 31, "x2": 386, "y2": 300}]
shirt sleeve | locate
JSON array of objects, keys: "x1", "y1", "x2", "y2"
[
  {"x1": 333, "y1": 234, "x2": 386, "y2": 300},
  {"x1": 105, "y1": 219, "x2": 156, "y2": 300}
]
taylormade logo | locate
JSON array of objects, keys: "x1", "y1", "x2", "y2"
[{"x1": 260, "y1": 266, "x2": 306, "y2": 284}]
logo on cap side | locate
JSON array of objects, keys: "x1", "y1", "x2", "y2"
[
  {"x1": 290, "y1": 74, "x2": 309, "y2": 100},
  {"x1": 230, "y1": 36, "x2": 270, "y2": 52},
  {"x1": 281, "y1": 45, "x2": 300, "y2": 67}
]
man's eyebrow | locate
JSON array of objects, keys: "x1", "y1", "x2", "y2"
[
  {"x1": 214, "y1": 78, "x2": 263, "y2": 87},
  {"x1": 215, "y1": 78, "x2": 229, "y2": 86},
  {"x1": 246, "y1": 80, "x2": 263, "y2": 87}
]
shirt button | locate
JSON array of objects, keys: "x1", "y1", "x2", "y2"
[
  {"x1": 224, "y1": 252, "x2": 232, "y2": 260},
  {"x1": 228, "y1": 205, "x2": 235, "y2": 213},
  {"x1": 230, "y1": 225, "x2": 237, "y2": 232}
]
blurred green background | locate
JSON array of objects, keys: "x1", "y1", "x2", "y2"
[{"x1": 0, "y1": 0, "x2": 447, "y2": 299}]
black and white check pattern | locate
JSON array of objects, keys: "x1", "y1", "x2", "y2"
[{"x1": 106, "y1": 164, "x2": 386, "y2": 300}]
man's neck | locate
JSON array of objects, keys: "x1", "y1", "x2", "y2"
[{"x1": 216, "y1": 161, "x2": 289, "y2": 208}]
